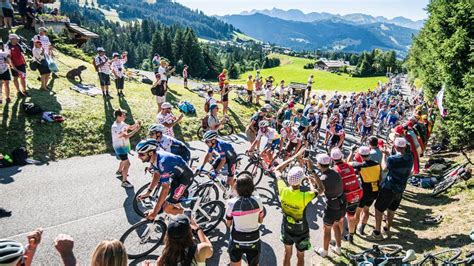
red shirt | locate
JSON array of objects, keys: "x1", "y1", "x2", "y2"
[
  {"x1": 9, "y1": 44, "x2": 26, "y2": 67},
  {"x1": 218, "y1": 72, "x2": 226, "y2": 87}
]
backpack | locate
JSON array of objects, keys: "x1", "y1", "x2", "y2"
[
  {"x1": 178, "y1": 101, "x2": 196, "y2": 115},
  {"x1": 92, "y1": 56, "x2": 98, "y2": 72},
  {"x1": 151, "y1": 83, "x2": 165, "y2": 96},
  {"x1": 204, "y1": 98, "x2": 210, "y2": 113},
  {"x1": 201, "y1": 115, "x2": 210, "y2": 129},
  {"x1": 334, "y1": 162, "x2": 363, "y2": 204},
  {"x1": 11, "y1": 147, "x2": 28, "y2": 166},
  {"x1": 22, "y1": 102, "x2": 43, "y2": 115}
]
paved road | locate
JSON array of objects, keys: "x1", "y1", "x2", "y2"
[{"x1": 1, "y1": 77, "x2": 410, "y2": 265}]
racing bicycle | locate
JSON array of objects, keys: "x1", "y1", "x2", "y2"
[{"x1": 348, "y1": 244, "x2": 416, "y2": 265}]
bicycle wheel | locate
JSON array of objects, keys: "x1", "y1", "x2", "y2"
[
  {"x1": 432, "y1": 177, "x2": 457, "y2": 197},
  {"x1": 424, "y1": 248, "x2": 462, "y2": 263},
  {"x1": 133, "y1": 182, "x2": 154, "y2": 218},
  {"x1": 218, "y1": 122, "x2": 234, "y2": 136},
  {"x1": 194, "y1": 200, "x2": 225, "y2": 233},
  {"x1": 244, "y1": 162, "x2": 264, "y2": 186},
  {"x1": 193, "y1": 183, "x2": 219, "y2": 203},
  {"x1": 376, "y1": 244, "x2": 404, "y2": 256},
  {"x1": 196, "y1": 126, "x2": 204, "y2": 139},
  {"x1": 120, "y1": 219, "x2": 166, "y2": 259}
]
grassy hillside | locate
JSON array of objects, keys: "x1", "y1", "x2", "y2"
[
  {"x1": 235, "y1": 54, "x2": 387, "y2": 92},
  {"x1": 0, "y1": 52, "x2": 261, "y2": 161},
  {"x1": 232, "y1": 31, "x2": 261, "y2": 43}
]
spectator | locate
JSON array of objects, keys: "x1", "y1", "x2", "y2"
[
  {"x1": 156, "y1": 215, "x2": 213, "y2": 266},
  {"x1": 32, "y1": 40, "x2": 51, "y2": 91},
  {"x1": 204, "y1": 89, "x2": 220, "y2": 113},
  {"x1": 0, "y1": 228, "x2": 43, "y2": 266},
  {"x1": 218, "y1": 69, "x2": 227, "y2": 90},
  {"x1": 156, "y1": 102, "x2": 183, "y2": 138},
  {"x1": 111, "y1": 52, "x2": 127, "y2": 97},
  {"x1": 25, "y1": 1, "x2": 36, "y2": 30},
  {"x1": 371, "y1": 137, "x2": 413, "y2": 240},
  {"x1": 277, "y1": 80, "x2": 285, "y2": 101},
  {"x1": 246, "y1": 74, "x2": 254, "y2": 104},
  {"x1": 111, "y1": 109, "x2": 141, "y2": 188},
  {"x1": 50, "y1": 7, "x2": 59, "y2": 16},
  {"x1": 207, "y1": 104, "x2": 221, "y2": 131},
  {"x1": 306, "y1": 74, "x2": 314, "y2": 104},
  {"x1": 152, "y1": 54, "x2": 160, "y2": 73},
  {"x1": 152, "y1": 73, "x2": 166, "y2": 113},
  {"x1": 1, "y1": 0, "x2": 13, "y2": 30},
  {"x1": 221, "y1": 80, "x2": 230, "y2": 116},
  {"x1": 369, "y1": 136, "x2": 383, "y2": 163},
  {"x1": 158, "y1": 60, "x2": 168, "y2": 92},
  {"x1": 91, "y1": 239, "x2": 127, "y2": 266},
  {"x1": 254, "y1": 76, "x2": 263, "y2": 105},
  {"x1": 225, "y1": 174, "x2": 264, "y2": 266},
  {"x1": 17, "y1": 0, "x2": 28, "y2": 25},
  {"x1": 7, "y1": 34, "x2": 28, "y2": 97},
  {"x1": 32, "y1": 27, "x2": 52, "y2": 56},
  {"x1": 315, "y1": 154, "x2": 345, "y2": 258},
  {"x1": 182, "y1": 65, "x2": 188, "y2": 88},
  {"x1": 94, "y1": 47, "x2": 112, "y2": 98},
  {"x1": 0, "y1": 41, "x2": 11, "y2": 104},
  {"x1": 263, "y1": 83, "x2": 273, "y2": 105}
]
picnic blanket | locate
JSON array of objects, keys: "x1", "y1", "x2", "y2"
[{"x1": 70, "y1": 84, "x2": 103, "y2": 97}]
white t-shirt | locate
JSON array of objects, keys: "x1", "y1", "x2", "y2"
[
  {"x1": 156, "y1": 113, "x2": 175, "y2": 137},
  {"x1": 264, "y1": 88, "x2": 272, "y2": 101},
  {"x1": 111, "y1": 121, "x2": 131, "y2": 154},
  {"x1": 32, "y1": 47, "x2": 46, "y2": 62},
  {"x1": 158, "y1": 66, "x2": 167, "y2": 81},
  {"x1": 0, "y1": 51, "x2": 9, "y2": 74},
  {"x1": 111, "y1": 59, "x2": 125, "y2": 78},
  {"x1": 95, "y1": 55, "x2": 110, "y2": 74},
  {"x1": 32, "y1": 35, "x2": 51, "y2": 55},
  {"x1": 256, "y1": 127, "x2": 279, "y2": 141}
]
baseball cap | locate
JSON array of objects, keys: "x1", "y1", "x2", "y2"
[
  {"x1": 316, "y1": 154, "x2": 331, "y2": 165},
  {"x1": 287, "y1": 167, "x2": 304, "y2": 186},
  {"x1": 394, "y1": 137, "x2": 407, "y2": 148},
  {"x1": 8, "y1": 34, "x2": 19, "y2": 40},
  {"x1": 330, "y1": 148, "x2": 343, "y2": 160},
  {"x1": 161, "y1": 102, "x2": 172, "y2": 109},
  {"x1": 394, "y1": 125, "x2": 404, "y2": 135},
  {"x1": 112, "y1": 52, "x2": 119, "y2": 57},
  {"x1": 358, "y1": 146, "x2": 371, "y2": 156},
  {"x1": 406, "y1": 121, "x2": 414, "y2": 128},
  {"x1": 97, "y1": 47, "x2": 105, "y2": 52},
  {"x1": 167, "y1": 214, "x2": 190, "y2": 239},
  {"x1": 39, "y1": 27, "x2": 47, "y2": 32}
]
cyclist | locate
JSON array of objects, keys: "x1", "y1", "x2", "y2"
[
  {"x1": 148, "y1": 123, "x2": 191, "y2": 163},
  {"x1": 306, "y1": 108, "x2": 321, "y2": 143},
  {"x1": 245, "y1": 107, "x2": 268, "y2": 143},
  {"x1": 273, "y1": 148, "x2": 323, "y2": 266},
  {"x1": 247, "y1": 120, "x2": 281, "y2": 168},
  {"x1": 199, "y1": 130, "x2": 238, "y2": 189},
  {"x1": 323, "y1": 116, "x2": 345, "y2": 150},
  {"x1": 279, "y1": 120, "x2": 303, "y2": 160},
  {"x1": 387, "y1": 107, "x2": 399, "y2": 129},
  {"x1": 357, "y1": 111, "x2": 374, "y2": 143},
  {"x1": 293, "y1": 108, "x2": 309, "y2": 135},
  {"x1": 136, "y1": 139, "x2": 194, "y2": 218},
  {"x1": 376, "y1": 105, "x2": 389, "y2": 133}
]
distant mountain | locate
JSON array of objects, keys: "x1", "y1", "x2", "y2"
[
  {"x1": 219, "y1": 13, "x2": 418, "y2": 54},
  {"x1": 239, "y1": 8, "x2": 425, "y2": 30},
  {"x1": 95, "y1": 0, "x2": 237, "y2": 39}
]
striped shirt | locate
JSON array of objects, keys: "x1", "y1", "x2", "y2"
[{"x1": 225, "y1": 195, "x2": 263, "y2": 244}]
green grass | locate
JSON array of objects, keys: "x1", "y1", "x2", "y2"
[
  {"x1": 0, "y1": 50, "x2": 265, "y2": 160},
  {"x1": 232, "y1": 31, "x2": 261, "y2": 43},
  {"x1": 234, "y1": 54, "x2": 387, "y2": 92}
]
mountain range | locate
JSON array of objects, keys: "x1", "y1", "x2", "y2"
[
  {"x1": 219, "y1": 13, "x2": 418, "y2": 54},
  {"x1": 239, "y1": 8, "x2": 425, "y2": 30}
]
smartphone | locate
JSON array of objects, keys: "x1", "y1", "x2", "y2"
[{"x1": 184, "y1": 209, "x2": 192, "y2": 219}]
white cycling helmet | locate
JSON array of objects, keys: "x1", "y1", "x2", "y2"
[
  {"x1": 202, "y1": 130, "x2": 218, "y2": 141},
  {"x1": 282, "y1": 120, "x2": 293, "y2": 128},
  {"x1": 0, "y1": 239, "x2": 25, "y2": 266},
  {"x1": 258, "y1": 120, "x2": 270, "y2": 128},
  {"x1": 135, "y1": 139, "x2": 159, "y2": 154},
  {"x1": 287, "y1": 166, "x2": 304, "y2": 186},
  {"x1": 148, "y1": 123, "x2": 166, "y2": 134}
]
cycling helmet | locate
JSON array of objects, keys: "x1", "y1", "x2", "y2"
[
  {"x1": 148, "y1": 123, "x2": 166, "y2": 134},
  {"x1": 135, "y1": 139, "x2": 159, "y2": 153},
  {"x1": 282, "y1": 120, "x2": 293, "y2": 128},
  {"x1": 258, "y1": 120, "x2": 270, "y2": 128},
  {"x1": 202, "y1": 130, "x2": 218, "y2": 141},
  {"x1": 390, "y1": 107, "x2": 396, "y2": 112},
  {"x1": 0, "y1": 239, "x2": 25, "y2": 265},
  {"x1": 308, "y1": 108, "x2": 316, "y2": 114},
  {"x1": 287, "y1": 166, "x2": 304, "y2": 186}
]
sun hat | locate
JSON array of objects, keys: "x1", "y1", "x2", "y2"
[
  {"x1": 161, "y1": 102, "x2": 172, "y2": 109},
  {"x1": 112, "y1": 52, "x2": 119, "y2": 57},
  {"x1": 358, "y1": 146, "x2": 371, "y2": 156},
  {"x1": 167, "y1": 214, "x2": 190, "y2": 239},
  {"x1": 316, "y1": 154, "x2": 331, "y2": 165},
  {"x1": 287, "y1": 167, "x2": 305, "y2": 186},
  {"x1": 394, "y1": 137, "x2": 407, "y2": 148},
  {"x1": 38, "y1": 27, "x2": 47, "y2": 32},
  {"x1": 8, "y1": 34, "x2": 19, "y2": 40},
  {"x1": 97, "y1": 47, "x2": 105, "y2": 52},
  {"x1": 330, "y1": 148, "x2": 343, "y2": 160}
]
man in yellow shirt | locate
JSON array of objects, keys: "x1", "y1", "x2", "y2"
[{"x1": 247, "y1": 74, "x2": 254, "y2": 104}]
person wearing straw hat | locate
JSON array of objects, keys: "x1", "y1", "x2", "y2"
[{"x1": 370, "y1": 137, "x2": 413, "y2": 241}]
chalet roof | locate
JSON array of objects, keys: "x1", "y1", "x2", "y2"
[
  {"x1": 66, "y1": 23, "x2": 99, "y2": 38},
  {"x1": 316, "y1": 60, "x2": 348, "y2": 68}
]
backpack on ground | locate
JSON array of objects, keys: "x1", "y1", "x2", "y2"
[
  {"x1": 22, "y1": 102, "x2": 43, "y2": 115},
  {"x1": 141, "y1": 77, "x2": 153, "y2": 85},
  {"x1": 201, "y1": 115, "x2": 210, "y2": 129},
  {"x1": 11, "y1": 147, "x2": 28, "y2": 166},
  {"x1": 204, "y1": 99, "x2": 210, "y2": 113},
  {"x1": 42, "y1": 111, "x2": 65, "y2": 123},
  {"x1": 178, "y1": 101, "x2": 196, "y2": 115},
  {"x1": 0, "y1": 153, "x2": 14, "y2": 168}
]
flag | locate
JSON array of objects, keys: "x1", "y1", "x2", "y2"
[{"x1": 435, "y1": 85, "x2": 447, "y2": 117}]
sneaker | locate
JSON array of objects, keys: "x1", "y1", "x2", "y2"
[
  {"x1": 368, "y1": 231, "x2": 384, "y2": 241},
  {"x1": 315, "y1": 247, "x2": 328, "y2": 258},
  {"x1": 330, "y1": 246, "x2": 341, "y2": 256},
  {"x1": 121, "y1": 181, "x2": 134, "y2": 188},
  {"x1": 344, "y1": 234, "x2": 354, "y2": 244},
  {"x1": 329, "y1": 239, "x2": 336, "y2": 246},
  {"x1": 115, "y1": 170, "x2": 122, "y2": 176}
]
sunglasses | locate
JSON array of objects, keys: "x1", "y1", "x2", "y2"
[{"x1": 137, "y1": 153, "x2": 147, "y2": 158}]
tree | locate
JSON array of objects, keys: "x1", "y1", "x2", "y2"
[
  {"x1": 405, "y1": 0, "x2": 473, "y2": 148},
  {"x1": 183, "y1": 29, "x2": 206, "y2": 77}
]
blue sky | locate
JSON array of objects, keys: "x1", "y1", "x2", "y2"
[{"x1": 175, "y1": 0, "x2": 429, "y2": 20}]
